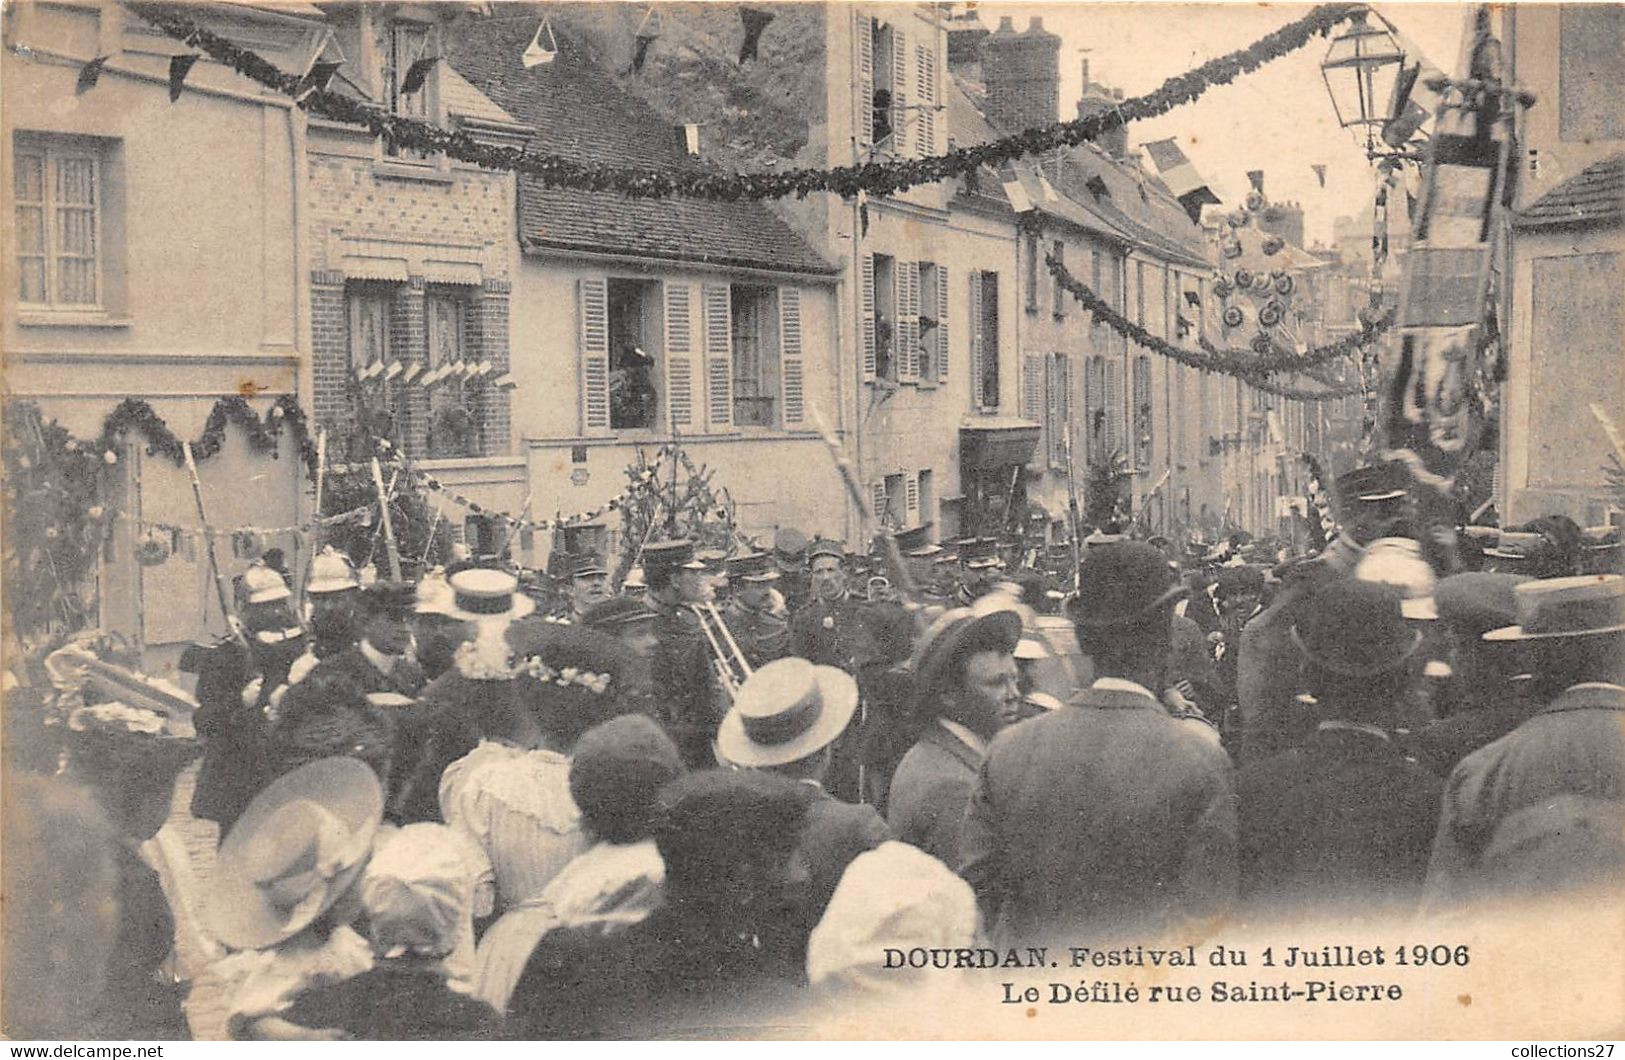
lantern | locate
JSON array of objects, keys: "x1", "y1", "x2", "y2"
[{"x1": 1320, "y1": 10, "x2": 1406, "y2": 137}]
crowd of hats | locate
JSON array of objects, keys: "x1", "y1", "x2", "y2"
[{"x1": 129, "y1": 3, "x2": 1365, "y2": 203}]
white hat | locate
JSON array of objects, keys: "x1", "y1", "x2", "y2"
[
  {"x1": 414, "y1": 567, "x2": 457, "y2": 617},
  {"x1": 446, "y1": 568, "x2": 536, "y2": 622},
  {"x1": 1355, "y1": 537, "x2": 1438, "y2": 620},
  {"x1": 716, "y1": 657, "x2": 859, "y2": 769},
  {"x1": 306, "y1": 546, "x2": 359, "y2": 596},
  {"x1": 242, "y1": 562, "x2": 291, "y2": 605}
]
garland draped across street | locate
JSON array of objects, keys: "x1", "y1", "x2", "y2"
[
  {"x1": 129, "y1": 2, "x2": 1362, "y2": 202},
  {"x1": 1045, "y1": 253, "x2": 1393, "y2": 379}
]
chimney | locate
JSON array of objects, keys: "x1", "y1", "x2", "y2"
[
  {"x1": 980, "y1": 14, "x2": 1060, "y2": 134},
  {"x1": 1075, "y1": 82, "x2": 1127, "y2": 157},
  {"x1": 946, "y1": 9, "x2": 990, "y2": 75}
]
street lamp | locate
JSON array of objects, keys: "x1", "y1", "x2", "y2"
[{"x1": 1320, "y1": 8, "x2": 1408, "y2": 157}]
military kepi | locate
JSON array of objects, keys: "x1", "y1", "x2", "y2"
[{"x1": 642, "y1": 539, "x2": 707, "y2": 571}]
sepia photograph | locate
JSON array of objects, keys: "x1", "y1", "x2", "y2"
[{"x1": 1, "y1": 0, "x2": 1622, "y2": 1044}]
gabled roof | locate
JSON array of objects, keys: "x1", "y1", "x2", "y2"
[
  {"x1": 444, "y1": 16, "x2": 834, "y2": 277},
  {"x1": 1515, "y1": 153, "x2": 1624, "y2": 230}
]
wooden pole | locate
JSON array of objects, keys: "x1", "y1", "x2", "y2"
[
  {"x1": 182, "y1": 442, "x2": 246, "y2": 646},
  {"x1": 370, "y1": 457, "x2": 404, "y2": 581}
]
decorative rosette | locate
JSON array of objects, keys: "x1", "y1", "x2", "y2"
[
  {"x1": 1250, "y1": 332, "x2": 1274, "y2": 354},
  {"x1": 1245, "y1": 190, "x2": 1266, "y2": 211},
  {"x1": 1227, "y1": 211, "x2": 1248, "y2": 229},
  {"x1": 1223, "y1": 306, "x2": 1246, "y2": 329},
  {"x1": 1258, "y1": 300, "x2": 1284, "y2": 327},
  {"x1": 1233, "y1": 269, "x2": 1254, "y2": 289},
  {"x1": 1222, "y1": 240, "x2": 1243, "y2": 259},
  {"x1": 136, "y1": 529, "x2": 171, "y2": 567},
  {"x1": 1253, "y1": 271, "x2": 1275, "y2": 293},
  {"x1": 1214, "y1": 279, "x2": 1233, "y2": 300},
  {"x1": 1274, "y1": 274, "x2": 1295, "y2": 296},
  {"x1": 1261, "y1": 234, "x2": 1285, "y2": 256}
]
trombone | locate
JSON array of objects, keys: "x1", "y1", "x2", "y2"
[{"x1": 691, "y1": 601, "x2": 753, "y2": 696}]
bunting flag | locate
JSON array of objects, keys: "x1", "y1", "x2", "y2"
[
  {"x1": 676, "y1": 123, "x2": 701, "y2": 156},
  {"x1": 76, "y1": 54, "x2": 111, "y2": 94},
  {"x1": 168, "y1": 53, "x2": 200, "y2": 101},
  {"x1": 522, "y1": 19, "x2": 558, "y2": 68},
  {"x1": 400, "y1": 55, "x2": 438, "y2": 95},
  {"x1": 295, "y1": 60, "x2": 342, "y2": 102},
  {"x1": 738, "y1": 7, "x2": 774, "y2": 64},
  {"x1": 1311, "y1": 163, "x2": 1327, "y2": 187},
  {"x1": 1143, "y1": 138, "x2": 1220, "y2": 222},
  {"x1": 630, "y1": 7, "x2": 661, "y2": 73},
  {"x1": 1000, "y1": 166, "x2": 1034, "y2": 213}
]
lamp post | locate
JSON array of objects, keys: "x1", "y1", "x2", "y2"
[{"x1": 1320, "y1": 8, "x2": 1411, "y2": 161}]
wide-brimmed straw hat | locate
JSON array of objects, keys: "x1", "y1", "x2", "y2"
[
  {"x1": 446, "y1": 568, "x2": 536, "y2": 622},
  {"x1": 716, "y1": 657, "x2": 859, "y2": 768},
  {"x1": 1484, "y1": 575, "x2": 1625, "y2": 642},
  {"x1": 208, "y1": 757, "x2": 384, "y2": 950}
]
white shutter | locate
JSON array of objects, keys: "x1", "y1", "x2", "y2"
[
  {"x1": 891, "y1": 26, "x2": 908, "y2": 156},
  {"x1": 1022, "y1": 353, "x2": 1044, "y2": 422},
  {"x1": 968, "y1": 271, "x2": 983, "y2": 408},
  {"x1": 663, "y1": 282, "x2": 695, "y2": 428},
  {"x1": 897, "y1": 260, "x2": 920, "y2": 382},
  {"x1": 906, "y1": 474, "x2": 920, "y2": 520},
  {"x1": 860, "y1": 252, "x2": 877, "y2": 381},
  {"x1": 871, "y1": 482, "x2": 887, "y2": 522},
  {"x1": 577, "y1": 277, "x2": 609, "y2": 432},
  {"x1": 702, "y1": 283, "x2": 733, "y2": 430},
  {"x1": 778, "y1": 286, "x2": 804, "y2": 425},
  {"x1": 914, "y1": 43, "x2": 936, "y2": 157},
  {"x1": 935, "y1": 263, "x2": 949, "y2": 380},
  {"x1": 857, "y1": 12, "x2": 874, "y2": 149}
]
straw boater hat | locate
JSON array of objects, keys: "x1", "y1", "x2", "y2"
[
  {"x1": 208, "y1": 757, "x2": 384, "y2": 950},
  {"x1": 446, "y1": 568, "x2": 536, "y2": 622},
  {"x1": 306, "y1": 546, "x2": 360, "y2": 596},
  {"x1": 716, "y1": 657, "x2": 859, "y2": 768},
  {"x1": 1483, "y1": 575, "x2": 1625, "y2": 642}
]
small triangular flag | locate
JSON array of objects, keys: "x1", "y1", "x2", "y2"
[
  {"x1": 1311, "y1": 163, "x2": 1327, "y2": 187},
  {"x1": 676, "y1": 123, "x2": 701, "y2": 156},
  {"x1": 168, "y1": 53, "x2": 201, "y2": 102},
  {"x1": 738, "y1": 7, "x2": 774, "y2": 64},
  {"x1": 296, "y1": 60, "x2": 342, "y2": 102},
  {"x1": 77, "y1": 55, "x2": 111, "y2": 94},
  {"x1": 523, "y1": 19, "x2": 558, "y2": 68},
  {"x1": 400, "y1": 55, "x2": 438, "y2": 95},
  {"x1": 631, "y1": 34, "x2": 656, "y2": 73}
]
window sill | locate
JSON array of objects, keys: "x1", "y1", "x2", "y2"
[
  {"x1": 372, "y1": 160, "x2": 455, "y2": 185},
  {"x1": 15, "y1": 310, "x2": 131, "y2": 329}
]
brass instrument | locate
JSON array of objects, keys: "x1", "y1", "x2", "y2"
[{"x1": 691, "y1": 601, "x2": 753, "y2": 696}]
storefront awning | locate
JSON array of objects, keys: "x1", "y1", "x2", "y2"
[{"x1": 959, "y1": 418, "x2": 1041, "y2": 469}]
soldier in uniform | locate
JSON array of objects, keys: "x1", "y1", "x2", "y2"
[
  {"x1": 722, "y1": 551, "x2": 791, "y2": 669},
  {"x1": 955, "y1": 538, "x2": 1005, "y2": 605},
  {"x1": 554, "y1": 552, "x2": 611, "y2": 624},
  {"x1": 696, "y1": 548, "x2": 731, "y2": 607},
  {"x1": 643, "y1": 539, "x2": 724, "y2": 768},
  {"x1": 791, "y1": 540, "x2": 870, "y2": 673}
]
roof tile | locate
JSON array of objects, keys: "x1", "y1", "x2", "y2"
[{"x1": 1515, "y1": 153, "x2": 1624, "y2": 230}]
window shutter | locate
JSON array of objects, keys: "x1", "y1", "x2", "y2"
[
  {"x1": 968, "y1": 271, "x2": 983, "y2": 406},
  {"x1": 891, "y1": 26, "x2": 908, "y2": 156},
  {"x1": 1022, "y1": 353, "x2": 1044, "y2": 423},
  {"x1": 1133, "y1": 354, "x2": 1152, "y2": 469},
  {"x1": 778, "y1": 286, "x2": 804, "y2": 425},
  {"x1": 702, "y1": 283, "x2": 733, "y2": 430},
  {"x1": 1105, "y1": 358, "x2": 1122, "y2": 458},
  {"x1": 860, "y1": 252, "x2": 877, "y2": 381},
  {"x1": 898, "y1": 260, "x2": 920, "y2": 382},
  {"x1": 906, "y1": 474, "x2": 920, "y2": 520},
  {"x1": 935, "y1": 263, "x2": 949, "y2": 380},
  {"x1": 1049, "y1": 353, "x2": 1071, "y2": 469},
  {"x1": 914, "y1": 43, "x2": 936, "y2": 157},
  {"x1": 577, "y1": 276, "x2": 609, "y2": 431},
  {"x1": 871, "y1": 482, "x2": 887, "y2": 522},
  {"x1": 857, "y1": 13, "x2": 874, "y2": 148},
  {"x1": 664, "y1": 281, "x2": 695, "y2": 428}
]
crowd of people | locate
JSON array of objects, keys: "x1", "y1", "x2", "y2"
[{"x1": 4, "y1": 458, "x2": 1623, "y2": 1040}]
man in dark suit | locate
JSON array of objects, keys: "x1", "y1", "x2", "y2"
[
  {"x1": 960, "y1": 543, "x2": 1237, "y2": 946},
  {"x1": 715, "y1": 656, "x2": 889, "y2": 968},
  {"x1": 1424, "y1": 575, "x2": 1625, "y2": 910},
  {"x1": 1235, "y1": 579, "x2": 1443, "y2": 916},
  {"x1": 887, "y1": 604, "x2": 1022, "y2": 867},
  {"x1": 307, "y1": 581, "x2": 426, "y2": 702}
]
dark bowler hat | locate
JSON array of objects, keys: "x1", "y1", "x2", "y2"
[
  {"x1": 642, "y1": 539, "x2": 707, "y2": 571},
  {"x1": 807, "y1": 538, "x2": 846, "y2": 564},
  {"x1": 894, "y1": 524, "x2": 941, "y2": 557},
  {"x1": 1484, "y1": 575, "x2": 1625, "y2": 642},
  {"x1": 356, "y1": 580, "x2": 416, "y2": 622},
  {"x1": 581, "y1": 596, "x2": 660, "y2": 630},
  {"x1": 726, "y1": 551, "x2": 781, "y2": 583},
  {"x1": 1335, "y1": 461, "x2": 1410, "y2": 506},
  {"x1": 1070, "y1": 542, "x2": 1187, "y2": 628},
  {"x1": 1291, "y1": 579, "x2": 1421, "y2": 676},
  {"x1": 1433, "y1": 572, "x2": 1530, "y2": 639}
]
